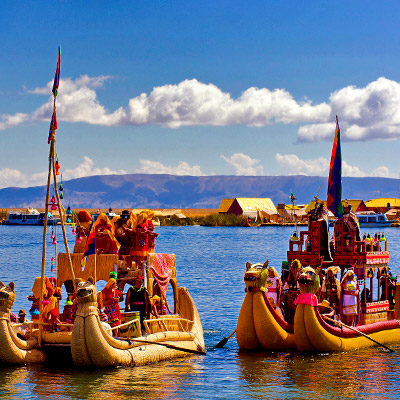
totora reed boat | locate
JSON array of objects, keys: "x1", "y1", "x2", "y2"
[
  {"x1": 236, "y1": 116, "x2": 400, "y2": 353},
  {"x1": 0, "y1": 47, "x2": 205, "y2": 367}
]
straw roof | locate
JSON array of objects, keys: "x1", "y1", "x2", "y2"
[{"x1": 365, "y1": 198, "x2": 400, "y2": 208}]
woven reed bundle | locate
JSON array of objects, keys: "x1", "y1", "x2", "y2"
[{"x1": 72, "y1": 283, "x2": 205, "y2": 368}]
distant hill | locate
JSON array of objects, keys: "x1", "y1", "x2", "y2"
[{"x1": 0, "y1": 174, "x2": 398, "y2": 209}]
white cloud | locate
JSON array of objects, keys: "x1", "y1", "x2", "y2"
[
  {"x1": 136, "y1": 160, "x2": 205, "y2": 176},
  {"x1": 62, "y1": 156, "x2": 126, "y2": 179},
  {"x1": 221, "y1": 153, "x2": 264, "y2": 176},
  {"x1": 0, "y1": 156, "x2": 126, "y2": 189},
  {"x1": 298, "y1": 77, "x2": 400, "y2": 142},
  {"x1": 0, "y1": 168, "x2": 28, "y2": 188},
  {"x1": 275, "y1": 153, "x2": 396, "y2": 178},
  {"x1": 4, "y1": 75, "x2": 400, "y2": 144}
]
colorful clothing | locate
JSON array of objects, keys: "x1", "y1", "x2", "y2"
[
  {"x1": 101, "y1": 279, "x2": 121, "y2": 328},
  {"x1": 342, "y1": 278, "x2": 359, "y2": 315}
]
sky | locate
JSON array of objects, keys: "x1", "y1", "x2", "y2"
[{"x1": 1, "y1": 1, "x2": 400, "y2": 189}]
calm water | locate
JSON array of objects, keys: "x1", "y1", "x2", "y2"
[{"x1": 0, "y1": 224, "x2": 400, "y2": 399}]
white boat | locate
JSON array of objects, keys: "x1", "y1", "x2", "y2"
[
  {"x1": 355, "y1": 211, "x2": 393, "y2": 227},
  {"x1": 2, "y1": 209, "x2": 60, "y2": 226}
]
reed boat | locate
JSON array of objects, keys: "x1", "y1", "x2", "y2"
[
  {"x1": 236, "y1": 116, "x2": 400, "y2": 353},
  {"x1": 57, "y1": 251, "x2": 205, "y2": 368},
  {"x1": 0, "y1": 48, "x2": 205, "y2": 366},
  {"x1": 236, "y1": 261, "x2": 295, "y2": 350}
]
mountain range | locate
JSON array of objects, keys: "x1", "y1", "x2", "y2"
[{"x1": 0, "y1": 174, "x2": 398, "y2": 209}]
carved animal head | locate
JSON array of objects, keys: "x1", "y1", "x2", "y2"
[
  {"x1": 244, "y1": 261, "x2": 269, "y2": 291},
  {"x1": 75, "y1": 277, "x2": 97, "y2": 304},
  {"x1": 0, "y1": 281, "x2": 16, "y2": 314},
  {"x1": 297, "y1": 266, "x2": 320, "y2": 294}
]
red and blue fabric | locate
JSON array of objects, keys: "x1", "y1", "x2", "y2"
[
  {"x1": 327, "y1": 116, "x2": 343, "y2": 218},
  {"x1": 81, "y1": 222, "x2": 96, "y2": 270},
  {"x1": 52, "y1": 46, "x2": 60, "y2": 97}
]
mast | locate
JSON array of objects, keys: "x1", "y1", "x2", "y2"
[{"x1": 38, "y1": 47, "x2": 76, "y2": 347}]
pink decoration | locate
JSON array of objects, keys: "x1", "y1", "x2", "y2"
[
  {"x1": 150, "y1": 254, "x2": 175, "y2": 297},
  {"x1": 294, "y1": 293, "x2": 318, "y2": 306},
  {"x1": 42, "y1": 300, "x2": 49, "y2": 305},
  {"x1": 50, "y1": 196, "x2": 56, "y2": 204},
  {"x1": 50, "y1": 231, "x2": 54, "y2": 239},
  {"x1": 52, "y1": 237, "x2": 57, "y2": 245},
  {"x1": 72, "y1": 227, "x2": 76, "y2": 235}
]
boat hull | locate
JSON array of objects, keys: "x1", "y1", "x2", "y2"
[
  {"x1": 237, "y1": 291, "x2": 295, "y2": 350},
  {"x1": 71, "y1": 287, "x2": 205, "y2": 368},
  {"x1": 294, "y1": 300, "x2": 400, "y2": 352}
]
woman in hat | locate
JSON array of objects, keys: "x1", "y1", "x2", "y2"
[
  {"x1": 321, "y1": 267, "x2": 341, "y2": 314},
  {"x1": 340, "y1": 269, "x2": 360, "y2": 326},
  {"x1": 74, "y1": 210, "x2": 92, "y2": 253},
  {"x1": 318, "y1": 300, "x2": 336, "y2": 325},
  {"x1": 99, "y1": 278, "x2": 122, "y2": 336}
]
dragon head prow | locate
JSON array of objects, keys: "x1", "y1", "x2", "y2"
[
  {"x1": 244, "y1": 260, "x2": 270, "y2": 291},
  {"x1": 297, "y1": 266, "x2": 321, "y2": 294},
  {"x1": 0, "y1": 281, "x2": 16, "y2": 314},
  {"x1": 75, "y1": 277, "x2": 97, "y2": 304}
]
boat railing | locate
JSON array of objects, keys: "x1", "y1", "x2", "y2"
[{"x1": 143, "y1": 316, "x2": 193, "y2": 335}]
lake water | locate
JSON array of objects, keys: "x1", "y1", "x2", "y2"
[{"x1": 0, "y1": 224, "x2": 400, "y2": 399}]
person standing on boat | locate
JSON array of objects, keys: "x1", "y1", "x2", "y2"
[
  {"x1": 99, "y1": 278, "x2": 122, "y2": 336},
  {"x1": 379, "y1": 267, "x2": 398, "y2": 308},
  {"x1": 146, "y1": 210, "x2": 158, "y2": 253},
  {"x1": 321, "y1": 267, "x2": 341, "y2": 314},
  {"x1": 340, "y1": 269, "x2": 360, "y2": 326},
  {"x1": 73, "y1": 211, "x2": 92, "y2": 253},
  {"x1": 307, "y1": 199, "x2": 332, "y2": 262},
  {"x1": 134, "y1": 211, "x2": 149, "y2": 268},
  {"x1": 125, "y1": 275, "x2": 150, "y2": 329},
  {"x1": 94, "y1": 213, "x2": 119, "y2": 255},
  {"x1": 115, "y1": 210, "x2": 134, "y2": 268},
  {"x1": 266, "y1": 266, "x2": 281, "y2": 306}
]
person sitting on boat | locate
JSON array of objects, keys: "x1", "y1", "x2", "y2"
[
  {"x1": 321, "y1": 267, "x2": 341, "y2": 314},
  {"x1": 335, "y1": 201, "x2": 361, "y2": 250},
  {"x1": 379, "y1": 267, "x2": 398, "y2": 309},
  {"x1": 94, "y1": 213, "x2": 119, "y2": 255},
  {"x1": 28, "y1": 276, "x2": 55, "y2": 321},
  {"x1": 125, "y1": 275, "x2": 150, "y2": 330},
  {"x1": 62, "y1": 297, "x2": 76, "y2": 330},
  {"x1": 73, "y1": 210, "x2": 92, "y2": 253},
  {"x1": 98, "y1": 278, "x2": 122, "y2": 336},
  {"x1": 307, "y1": 199, "x2": 332, "y2": 262},
  {"x1": 115, "y1": 210, "x2": 134, "y2": 268},
  {"x1": 340, "y1": 269, "x2": 360, "y2": 326},
  {"x1": 12, "y1": 309, "x2": 30, "y2": 339},
  {"x1": 265, "y1": 266, "x2": 281, "y2": 306},
  {"x1": 318, "y1": 300, "x2": 336, "y2": 325},
  {"x1": 146, "y1": 210, "x2": 159, "y2": 253}
]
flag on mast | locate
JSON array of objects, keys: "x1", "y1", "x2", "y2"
[
  {"x1": 327, "y1": 115, "x2": 343, "y2": 217},
  {"x1": 52, "y1": 46, "x2": 61, "y2": 97},
  {"x1": 81, "y1": 222, "x2": 96, "y2": 271}
]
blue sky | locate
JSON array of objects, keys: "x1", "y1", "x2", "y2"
[{"x1": 1, "y1": 1, "x2": 400, "y2": 188}]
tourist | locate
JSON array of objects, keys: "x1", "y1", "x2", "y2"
[
  {"x1": 341, "y1": 269, "x2": 360, "y2": 326},
  {"x1": 13, "y1": 309, "x2": 30, "y2": 339}
]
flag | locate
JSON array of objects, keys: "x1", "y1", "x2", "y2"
[
  {"x1": 327, "y1": 115, "x2": 343, "y2": 217},
  {"x1": 48, "y1": 110, "x2": 57, "y2": 143},
  {"x1": 52, "y1": 46, "x2": 61, "y2": 97},
  {"x1": 81, "y1": 222, "x2": 96, "y2": 271}
]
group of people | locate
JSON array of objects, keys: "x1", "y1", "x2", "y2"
[
  {"x1": 98, "y1": 272, "x2": 171, "y2": 336},
  {"x1": 74, "y1": 209, "x2": 158, "y2": 269},
  {"x1": 266, "y1": 261, "x2": 397, "y2": 327},
  {"x1": 19, "y1": 269, "x2": 172, "y2": 338}
]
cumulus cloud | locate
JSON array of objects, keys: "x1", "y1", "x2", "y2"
[
  {"x1": 221, "y1": 153, "x2": 264, "y2": 176},
  {"x1": 1, "y1": 76, "x2": 329, "y2": 131},
  {"x1": 275, "y1": 153, "x2": 396, "y2": 178},
  {"x1": 4, "y1": 75, "x2": 400, "y2": 143},
  {"x1": 136, "y1": 160, "x2": 205, "y2": 176},
  {"x1": 298, "y1": 77, "x2": 400, "y2": 142},
  {"x1": 0, "y1": 156, "x2": 126, "y2": 189}
]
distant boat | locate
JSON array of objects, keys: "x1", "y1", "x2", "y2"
[
  {"x1": 355, "y1": 211, "x2": 393, "y2": 227},
  {"x1": 2, "y1": 209, "x2": 60, "y2": 226}
]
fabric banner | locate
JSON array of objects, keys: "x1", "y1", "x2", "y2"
[
  {"x1": 294, "y1": 293, "x2": 318, "y2": 306},
  {"x1": 150, "y1": 253, "x2": 175, "y2": 297}
]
